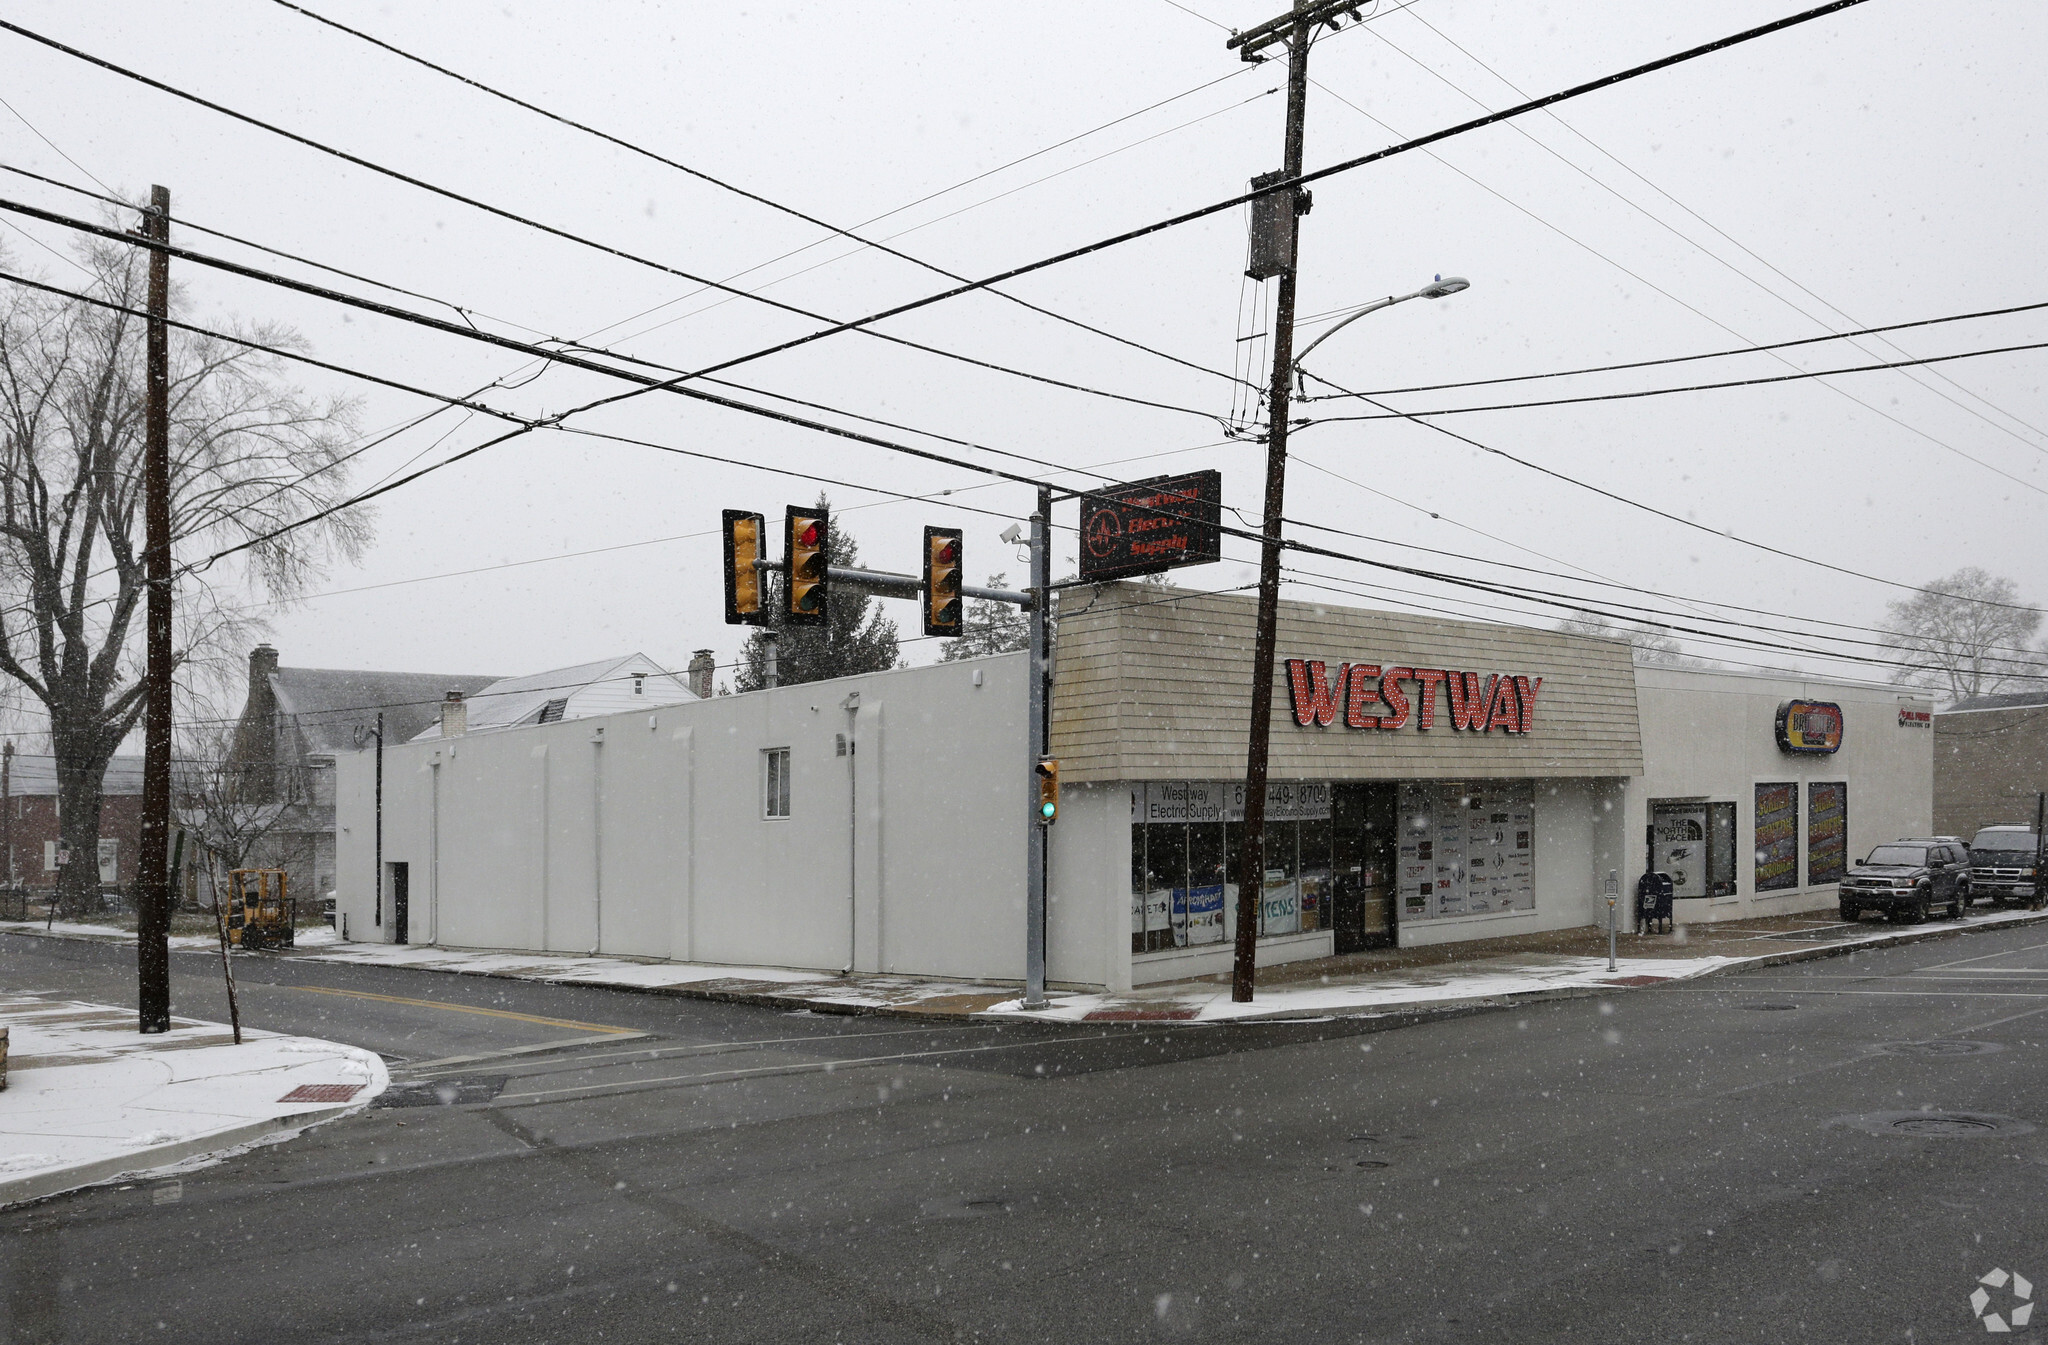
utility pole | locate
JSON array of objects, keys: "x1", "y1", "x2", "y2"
[
  {"x1": 1227, "y1": 1, "x2": 1328, "y2": 1003},
  {"x1": 137, "y1": 184, "x2": 173, "y2": 1034},
  {"x1": 1023, "y1": 486, "x2": 1052, "y2": 1009}
]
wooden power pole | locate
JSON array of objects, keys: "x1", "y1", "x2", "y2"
[
  {"x1": 137, "y1": 184, "x2": 173, "y2": 1034},
  {"x1": 1225, "y1": 1, "x2": 1359, "y2": 1002}
]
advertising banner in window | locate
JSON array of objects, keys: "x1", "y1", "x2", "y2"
[
  {"x1": 1808, "y1": 782, "x2": 1848, "y2": 887},
  {"x1": 1653, "y1": 805, "x2": 1709, "y2": 899},
  {"x1": 1397, "y1": 781, "x2": 1535, "y2": 919},
  {"x1": 1755, "y1": 782, "x2": 1800, "y2": 891}
]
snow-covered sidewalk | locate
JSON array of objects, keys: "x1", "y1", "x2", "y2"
[{"x1": 0, "y1": 992, "x2": 387, "y2": 1207}]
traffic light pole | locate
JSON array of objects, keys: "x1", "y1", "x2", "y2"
[
  {"x1": 1229, "y1": 2, "x2": 1316, "y2": 1004},
  {"x1": 1023, "y1": 487, "x2": 1052, "y2": 1010}
]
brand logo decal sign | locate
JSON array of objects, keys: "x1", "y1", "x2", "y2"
[
  {"x1": 1775, "y1": 699, "x2": 1844, "y2": 755},
  {"x1": 1285, "y1": 659, "x2": 1541, "y2": 734}
]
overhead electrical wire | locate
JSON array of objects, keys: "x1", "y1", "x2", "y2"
[
  {"x1": 1311, "y1": 298, "x2": 2048, "y2": 398},
  {"x1": 542, "y1": 0, "x2": 1877, "y2": 416},
  {"x1": 0, "y1": 18, "x2": 1227, "y2": 425},
  {"x1": 269, "y1": 0, "x2": 1258, "y2": 392},
  {"x1": 1396, "y1": 3, "x2": 2048, "y2": 453},
  {"x1": 1300, "y1": 337, "x2": 2048, "y2": 434},
  {"x1": 14, "y1": 190, "x2": 2038, "y2": 633}
]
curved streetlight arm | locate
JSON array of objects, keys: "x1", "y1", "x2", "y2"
[{"x1": 1291, "y1": 292, "x2": 1405, "y2": 368}]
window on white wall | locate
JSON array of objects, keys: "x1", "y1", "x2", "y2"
[{"x1": 764, "y1": 748, "x2": 792, "y2": 819}]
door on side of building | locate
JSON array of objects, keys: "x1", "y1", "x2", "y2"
[
  {"x1": 1332, "y1": 783, "x2": 1397, "y2": 953},
  {"x1": 389, "y1": 861, "x2": 410, "y2": 945}
]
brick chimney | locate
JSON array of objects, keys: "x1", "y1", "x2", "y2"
[
  {"x1": 686, "y1": 649, "x2": 715, "y2": 700},
  {"x1": 440, "y1": 689, "x2": 468, "y2": 738}
]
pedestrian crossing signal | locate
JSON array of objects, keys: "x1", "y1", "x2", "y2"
[
  {"x1": 1036, "y1": 757, "x2": 1059, "y2": 825},
  {"x1": 722, "y1": 510, "x2": 766, "y2": 625},
  {"x1": 922, "y1": 526, "x2": 963, "y2": 637},
  {"x1": 785, "y1": 505, "x2": 829, "y2": 626}
]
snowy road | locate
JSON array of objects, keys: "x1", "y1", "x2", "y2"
[{"x1": 4, "y1": 925, "x2": 2047, "y2": 1341}]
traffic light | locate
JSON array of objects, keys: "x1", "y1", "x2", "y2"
[
  {"x1": 1035, "y1": 757, "x2": 1059, "y2": 825},
  {"x1": 784, "y1": 504, "x2": 830, "y2": 626},
  {"x1": 922, "y1": 526, "x2": 963, "y2": 637},
  {"x1": 722, "y1": 509, "x2": 766, "y2": 625}
]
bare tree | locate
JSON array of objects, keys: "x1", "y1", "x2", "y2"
[
  {"x1": 0, "y1": 233, "x2": 369, "y2": 915},
  {"x1": 1881, "y1": 568, "x2": 2044, "y2": 704},
  {"x1": 1557, "y1": 615, "x2": 1718, "y2": 668},
  {"x1": 175, "y1": 725, "x2": 306, "y2": 915}
]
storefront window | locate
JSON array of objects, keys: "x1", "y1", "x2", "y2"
[
  {"x1": 1187, "y1": 822, "x2": 1226, "y2": 946},
  {"x1": 1142, "y1": 823, "x2": 1183, "y2": 953},
  {"x1": 1706, "y1": 802, "x2": 1737, "y2": 896},
  {"x1": 1653, "y1": 803, "x2": 1709, "y2": 899},
  {"x1": 1262, "y1": 820, "x2": 1301, "y2": 935},
  {"x1": 1755, "y1": 782, "x2": 1800, "y2": 892},
  {"x1": 1808, "y1": 783, "x2": 1848, "y2": 886},
  {"x1": 1399, "y1": 782, "x2": 1535, "y2": 919},
  {"x1": 1130, "y1": 781, "x2": 1331, "y2": 955}
]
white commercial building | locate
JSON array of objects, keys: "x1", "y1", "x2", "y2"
[{"x1": 333, "y1": 586, "x2": 1933, "y2": 991}]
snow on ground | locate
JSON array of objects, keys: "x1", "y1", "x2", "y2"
[
  {"x1": 0, "y1": 993, "x2": 387, "y2": 1206},
  {"x1": 298, "y1": 940, "x2": 836, "y2": 987}
]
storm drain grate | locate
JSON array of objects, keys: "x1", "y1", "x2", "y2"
[{"x1": 278, "y1": 1083, "x2": 364, "y2": 1104}]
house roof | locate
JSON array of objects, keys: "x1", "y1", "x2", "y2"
[
  {"x1": 272, "y1": 667, "x2": 501, "y2": 753},
  {"x1": 1942, "y1": 690, "x2": 2048, "y2": 715},
  {"x1": 3, "y1": 754, "x2": 146, "y2": 797},
  {"x1": 409, "y1": 654, "x2": 696, "y2": 740}
]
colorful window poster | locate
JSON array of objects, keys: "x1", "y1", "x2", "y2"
[
  {"x1": 1395, "y1": 782, "x2": 1536, "y2": 919},
  {"x1": 1807, "y1": 782, "x2": 1848, "y2": 887},
  {"x1": 1755, "y1": 782, "x2": 1800, "y2": 892},
  {"x1": 1185, "y1": 884, "x2": 1226, "y2": 944}
]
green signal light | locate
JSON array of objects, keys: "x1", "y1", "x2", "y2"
[{"x1": 1040, "y1": 802, "x2": 1056, "y2": 819}]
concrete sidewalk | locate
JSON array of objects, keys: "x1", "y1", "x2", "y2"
[
  {"x1": 11, "y1": 907, "x2": 2048, "y2": 1027},
  {"x1": 0, "y1": 992, "x2": 388, "y2": 1208}
]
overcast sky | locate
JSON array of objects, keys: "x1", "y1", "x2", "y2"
[{"x1": 2, "y1": 0, "x2": 2042, "y2": 700}]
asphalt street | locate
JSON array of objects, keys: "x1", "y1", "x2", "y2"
[{"x1": 5, "y1": 927, "x2": 2048, "y2": 1343}]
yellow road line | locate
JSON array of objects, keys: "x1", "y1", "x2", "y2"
[{"x1": 288, "y1": 985, "x2": 637, "y2": 1034}]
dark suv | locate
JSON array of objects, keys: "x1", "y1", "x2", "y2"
[
  {"x1": 1838, "y1": 840, "x2": 1969, "y2": 922},
  {"x1": 1967, "y1": 826, "x2": 2043, "y2": 908}
]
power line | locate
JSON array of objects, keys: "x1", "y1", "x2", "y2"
[
  {"x1": 0, "y1": 19, "x2": 1226, "y2": 424},
  {"x1": 1301, "y1": 337, "x2": 2048, "y2": 455},
  {"x1": 1397, "y1": 3, "x2": 2048, "y2": 453},
  {"x1": 1313, "y1": 298, "x2": 2048, "y2": 397},
  {"x1": 561, "y1": 0, "x2": 1876, "y2": 410},
  {"x1": 1295, "y1": 369, "x2": 2048, "y2": 615},
  {"x1": 270, "y1": 0, "x2": 1258, "y2": 394}
]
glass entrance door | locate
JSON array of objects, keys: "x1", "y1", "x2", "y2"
[{"x1": 1332, "y1": 783, "x2": 1396, "y2": 953}]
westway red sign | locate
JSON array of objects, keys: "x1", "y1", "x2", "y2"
[{"x1": 1285, "y1": 659, "x2": 1542, "y2": 734}]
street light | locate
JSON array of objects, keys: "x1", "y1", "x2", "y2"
[{"x1": 1293, "y1": 274, "x2": 1470, "y2": 392}]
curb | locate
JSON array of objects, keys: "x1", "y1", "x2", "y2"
[
  {"x1": 12, "y1": 910, "x2": 2048, "y2": 1028},
  {"x1": 0, "y1": 1105, "x2": 362, "y2": 1210}
]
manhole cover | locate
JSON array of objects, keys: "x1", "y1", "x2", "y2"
[
  {"x1": 1875, "y1": 1040, "x2": 2007, "y2": 1058},
  {"x1": 1835, "y1": 1110, "x2": 2034, "y2": 1139},
  {"x1": 1741, "y1": 1003, "x2": 1799, "y2": 1011}
]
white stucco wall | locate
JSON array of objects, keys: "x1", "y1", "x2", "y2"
[
  {"x1": 336, "y1": 654, "x2": 1038, "y2": 980},
  {"x1": 1628, "y1": 668, "x2": 1933, "y2": 922}
]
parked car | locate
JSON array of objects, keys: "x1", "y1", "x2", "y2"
[
  {"x1": 1966, "y1": 825, "x2": 2043, "y2": 908},
  {"x1": 1838, "y1": 840, "x2": 1969, "y2": 922}
]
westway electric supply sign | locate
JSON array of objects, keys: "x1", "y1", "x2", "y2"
[{"x1": 1285, "y1": 658, "x2": 1541, "y2": 734}]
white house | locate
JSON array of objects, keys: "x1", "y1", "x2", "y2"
[{"x1": 409, "y1": 654, "x2": 697, "y2": 741}]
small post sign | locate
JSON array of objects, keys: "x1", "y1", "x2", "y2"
[{"x1": 1077, "y1": 470, "x2": 1222, "y2": 582}]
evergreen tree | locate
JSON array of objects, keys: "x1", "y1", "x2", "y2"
[
  {"x1": 940, "y1": 573, "x2": 1030, "y2": 661},
  {"x1": 735, "y1": 497, "x2": 900, "y2": 688}
]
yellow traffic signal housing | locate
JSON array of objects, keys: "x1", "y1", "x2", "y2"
[
  {"x1": 922, "y1": 526, "x2": 963, "y2": 637},
  {"x1": 784, "y1": 505, "x2": 830, "y2": 626},
  {"x1": 1035, "y1": 757, "x2": 1059, "y2": 825},
  {"x1": 722, "y1": 509, "x2": 766, "y2": 625}
]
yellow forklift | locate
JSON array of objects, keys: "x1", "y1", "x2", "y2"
[{"x1": 227, "y1": 869, "x2": 295, "y2": 951}]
